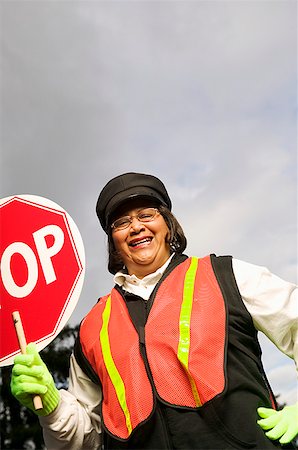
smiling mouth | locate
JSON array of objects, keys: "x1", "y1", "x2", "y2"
[{"x1": 129, "y1": 237, "x2": 153, "y2": 248}]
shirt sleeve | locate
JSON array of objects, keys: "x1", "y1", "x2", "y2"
[
  {"x1": 232, "y1": 258, "x2": 298, "y2": 373},
  {"x1": 39, "y1": 354, "x2": 102, "y2": 450}
]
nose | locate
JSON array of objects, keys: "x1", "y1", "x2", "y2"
[{"x1": 129, "y1": 216, "x2": 145, "y2": 233}]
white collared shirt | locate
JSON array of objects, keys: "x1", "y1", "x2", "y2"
[{"x1": 113, "y1": 254, "x2": 175, "y2": 300}]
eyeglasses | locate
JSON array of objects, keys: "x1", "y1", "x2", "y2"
[{"x1": 111, "y1": 207, "x2": 160, "y2": 231}]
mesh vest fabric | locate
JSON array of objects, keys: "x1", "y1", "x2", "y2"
[
  {"x1": 146, "y1": 256, "x2": 226, "y2": 407},
  {"x1": 80, "y1": 255, "x2": 227, "y2": 440},
  {"x1": 80, "y1": 293, "x2": 154, "y2": 440}
]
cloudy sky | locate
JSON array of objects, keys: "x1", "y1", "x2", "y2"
[{"x1": 1, "y1": 1, "x2": 297, "y2": 404}]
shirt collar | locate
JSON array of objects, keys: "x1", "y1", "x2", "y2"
[{"x1": 114, "y1": 253, "x2": 175, "y2": 289}]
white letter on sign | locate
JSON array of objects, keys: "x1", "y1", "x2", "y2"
[
  {"x1": 1, "y1": 243, "x2": 38, "y2": 298},
  {"x1": 33, "y1": 225, "x2": 64, "y2": 284}
]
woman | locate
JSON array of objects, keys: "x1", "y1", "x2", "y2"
[{"x1": 11, "y1": 172, "x2": 298, "y2": 449}]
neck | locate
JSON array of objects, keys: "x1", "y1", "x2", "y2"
[{"x1": 127, "y1": 253, "x2": 172, "y2": 279}]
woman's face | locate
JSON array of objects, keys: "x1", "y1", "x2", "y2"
[{"x1": 111, "y1": 202, "x2": 171, "y2": 278}]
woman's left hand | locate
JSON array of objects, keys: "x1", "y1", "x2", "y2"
[{"x1": 257, "y1": 403, "x2": 298, "y2": 444}]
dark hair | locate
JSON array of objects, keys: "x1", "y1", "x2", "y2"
[{"x1": 107, "y1": 205, "x2": 187, "y2": 274}]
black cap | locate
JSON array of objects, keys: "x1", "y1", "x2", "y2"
[{"x1": 96, "y1": 172, "x2": 172, "y2": 232}]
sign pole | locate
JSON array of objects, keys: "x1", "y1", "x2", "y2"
[{"x1": 12, "y1": 311, "x2": 43, "y2": 410}]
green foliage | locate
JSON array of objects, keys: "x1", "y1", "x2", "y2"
[{"x1": 0, "y1": 324, "x2": 78, "y2": 450}]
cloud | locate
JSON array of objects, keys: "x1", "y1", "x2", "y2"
[
  {"x1": 267, "y1": 364, "x2": 297, "y2": 405},
  {"x1": 1, "y1": 0, "x2": 296, "y2": 403}
]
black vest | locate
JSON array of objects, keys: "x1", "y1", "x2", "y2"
[{"x1": 75, "y1": 254, "x2": 292, "y2": 449}]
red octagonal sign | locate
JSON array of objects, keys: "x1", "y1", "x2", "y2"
[{"x1": 0, "y1": 195, "x2": 85, "y2": 366}]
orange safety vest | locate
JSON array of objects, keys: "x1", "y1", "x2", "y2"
[{"x1": 80, "y1": 256, "x2": 227, "y2": 440}]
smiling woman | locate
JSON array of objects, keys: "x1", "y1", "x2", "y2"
[
  {"x1": 107, "y1": 202, "x2": 187, "y2": 276},
  {"x1": 110, "y1": 204, "x2": 170, "y2": 279},
  {"x1": 10, "y1": 172, "x2": 298, "y2": 450}
]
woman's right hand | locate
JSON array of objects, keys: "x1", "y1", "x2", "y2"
[{"x1": 11, "y1": 342, "x2": 60, "y2": 416}]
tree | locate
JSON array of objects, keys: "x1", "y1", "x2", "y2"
[{"x1": 0, "y1": 324, "x2": 78, "y2": 450}]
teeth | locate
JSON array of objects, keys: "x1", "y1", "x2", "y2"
[{"x1": 130, "y1": 238, "x2": 151, "y2": 247}]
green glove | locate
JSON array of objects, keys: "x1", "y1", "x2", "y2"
[
  {"x1": 11, "y1": 343, "x2": 60, "y2": 416},
  {"x1": 257, "y1": 403, "x2": 298, "y2": 444}
]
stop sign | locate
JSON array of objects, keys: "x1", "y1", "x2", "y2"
[{"x1": 0, "y1": 195, "x2": 85, "y2": 366}]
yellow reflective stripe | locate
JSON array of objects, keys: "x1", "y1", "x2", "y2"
[
  {"x1": 177, "y1": 257, "x2": 202, "y2": 407},
  {"x1": 100, "y1": 295, "x2": 132, "y2": 435}
]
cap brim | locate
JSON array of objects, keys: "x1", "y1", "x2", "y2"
[{"x1": 105, "y1": 187, "x2": 166, "y2": 227}]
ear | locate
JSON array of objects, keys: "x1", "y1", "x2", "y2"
[{"x1": 165, "y1": 230, "x2": 171, "y2": 244}]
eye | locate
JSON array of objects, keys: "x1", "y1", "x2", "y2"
[
  {"x1": 114, "y1": 217, "x2": 130, "y2": 228},
  {"x1": 138, "y1": 209, "x2": 155, "y2": 221}
]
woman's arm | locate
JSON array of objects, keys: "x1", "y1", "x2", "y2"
[
  {"x1": 39, "y1": 354, "x2": 102, "y2": 450},
  {"x1": 232, "y1": 258, "x2": 297, "y2": 367}
]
